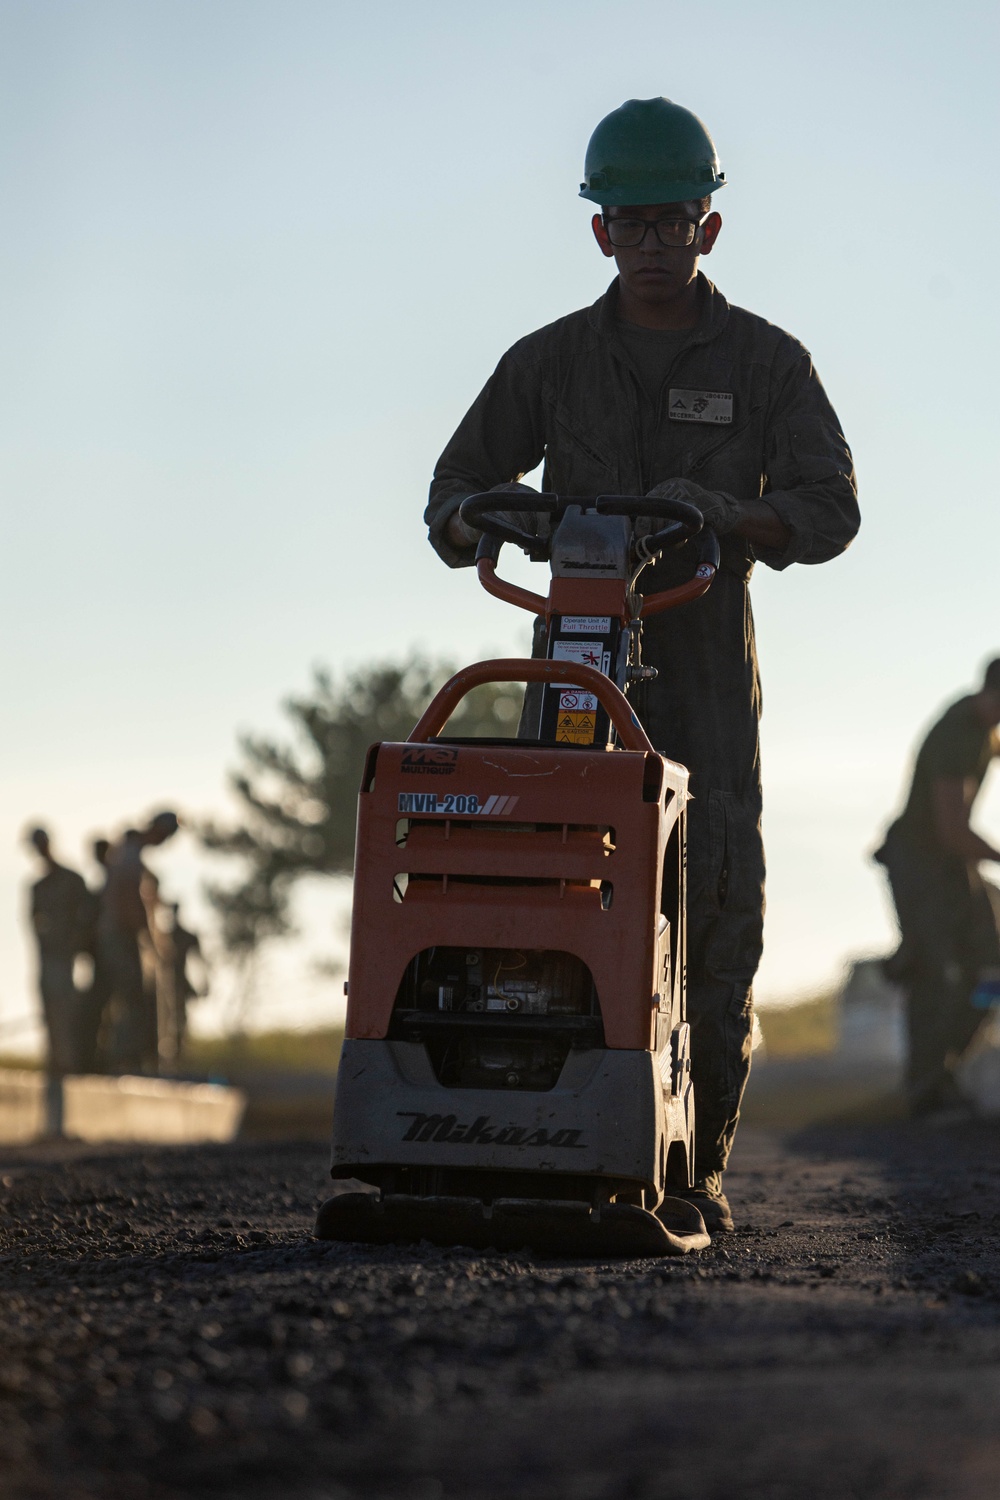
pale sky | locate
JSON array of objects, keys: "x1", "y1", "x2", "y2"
[{"x1": 2, "y1": 0, "x2": 999, "y2": 1050}]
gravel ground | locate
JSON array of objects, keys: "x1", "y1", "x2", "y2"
[{"x1": 3, "y1": 1120, "x2": 1000, "y2": 1499}]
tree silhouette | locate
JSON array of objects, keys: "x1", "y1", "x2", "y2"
[{"x1": 200, "y1": 655, "x2": 523, "y2": 958}]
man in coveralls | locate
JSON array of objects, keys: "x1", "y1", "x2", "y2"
[
  {"x1": 426, "y1": 98, "x2": 859, "y2": 1230},
  {"x1": 27, "y1": 827, "x2": 89, "y2": 1137},
  {"x1": 876, "y1": 661, "x2": 1000, "y2": 1116},
  {"x1": 99, "y1": 811, "x2": 180, "y2": 1073}
]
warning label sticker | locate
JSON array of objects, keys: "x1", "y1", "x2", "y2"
[
  {"x1": 559, "y1": 690, "x2": 598, "y2": 712},
  {"x1": 560, "y1": 616, "x2": 611, "y2": 635},
  {"x1": 551, "y1": 640, "x2": 610, "y2": 677},
  {"x1": 556, "y1": 712, "x2": 596, "y2": 745}
]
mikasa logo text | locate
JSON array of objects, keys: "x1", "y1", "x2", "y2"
[{"x1": 398, "y1": 1112, "x2": 587, "y2": 1149}]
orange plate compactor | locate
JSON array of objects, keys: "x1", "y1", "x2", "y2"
[{"x1": 316, "y1": 493, "x2": 719, "y2": 1256}]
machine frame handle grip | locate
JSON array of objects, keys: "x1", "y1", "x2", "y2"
[
  {"x1": 407, "y1": 658, "x2": 656, "y2": 754},
  {"x1": 474, "y1": 556, "x2": 548, "y2": 616},
  {"x1": 639, "y1": 529, "x2": 721, "y2": 617}
]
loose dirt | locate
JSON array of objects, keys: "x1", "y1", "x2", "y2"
[{"x1": 3, "y1": 1120, "x2": 1000, "y2": 1499}]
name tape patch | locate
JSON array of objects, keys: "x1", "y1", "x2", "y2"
[{"x1": 668, "y1": 388, "x2": 733, "y2": 424}]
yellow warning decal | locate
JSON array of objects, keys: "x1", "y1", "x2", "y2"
[{"x1": 556, "y1": 712, "x2": 596, "y2": 745}]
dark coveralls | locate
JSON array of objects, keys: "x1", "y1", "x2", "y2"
[
  {"x1": 876, "y1": 696, "x2": 1000, "y2": 1109},
  {"x1": 30, "y1": 862, "x2": 88, "y2": 1132},
  {"x1": 426, "y1": 274, "x2": 859, "y2": 1176},
  {"x1": 99, "y1": 835, "x2": 158, "y2": 1074}
]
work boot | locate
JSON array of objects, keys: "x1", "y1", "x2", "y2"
[
  {"x1": 42, "y1": 1076, "x2": 66, "y2": 1141},
  {"x1": 672, "y1": 1172, "x2": 734, "y2": 1234},
  {"x1": 908, "y1": 1072, "x2": 965, "y2": 1121}
]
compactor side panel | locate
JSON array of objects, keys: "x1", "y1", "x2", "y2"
[
  {"x1": 345, "y1": 742, "x2": 687, "y2": 1050},
  {"x1": 332, "y1": 1038, "x2": 666, "y2": 1188}
]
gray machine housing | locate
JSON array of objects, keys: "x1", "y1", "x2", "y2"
[{"x1": 332, "y1": 1020, "x2": 693, "y2": 1199}]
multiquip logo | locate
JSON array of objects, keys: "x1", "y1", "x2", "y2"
[{"x1": 400, "y1": 747, "x2": 458, "y2": 775}]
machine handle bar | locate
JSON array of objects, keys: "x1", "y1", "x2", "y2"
[
  {"x1": 594, "y1": 493, "x2": 703, "y2": 546},
  {"x1": 459, "y1": 492, "x2": 704, "y2": 554},
  {"x1": 459, "y1": 494, "x2": 557, "y2": 553},
  {"x1": 407, "y1": 658, "x2": 656, "y2": 754}
]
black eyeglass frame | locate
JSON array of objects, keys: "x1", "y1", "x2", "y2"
[{"x1": 601, "y1": 212, "x2": 710, "y2": 249}]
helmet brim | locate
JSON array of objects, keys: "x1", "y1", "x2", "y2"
[{"x1": 580, "y1": 172, "x2": 726, "y2": 206}]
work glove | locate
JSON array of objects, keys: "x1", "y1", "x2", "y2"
[
  {"x1": 644, "y1": 477, "x2": 742, "y2": 536},
  {"x1": 448, "y1": 481, "x2": 541, "y2": 549}
]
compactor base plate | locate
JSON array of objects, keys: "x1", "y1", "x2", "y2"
[{"x1": 314, "y1": 1190, "x2": 709, "y2": 1258}]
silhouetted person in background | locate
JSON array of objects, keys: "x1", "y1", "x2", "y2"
[
  {"x1": 161, "y1": 902, "x2": 207, "y2": 1063},
  {"x1": 99, "y1": 811, "x2": 180, "y2": 1073},
  {"x1": 876, "y1": 659, "x2": 1000, "y2": 1116},
  {"x1": 26, "y1": 827, "x2": 89, "y2": 1137},
  {"x1": 77, "y1": 837, "x2": 111, "y2": 1072}
]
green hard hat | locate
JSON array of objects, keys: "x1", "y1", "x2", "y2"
[{"x1": 579, "y1": 97, "x2": 726, "y2": 206}]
